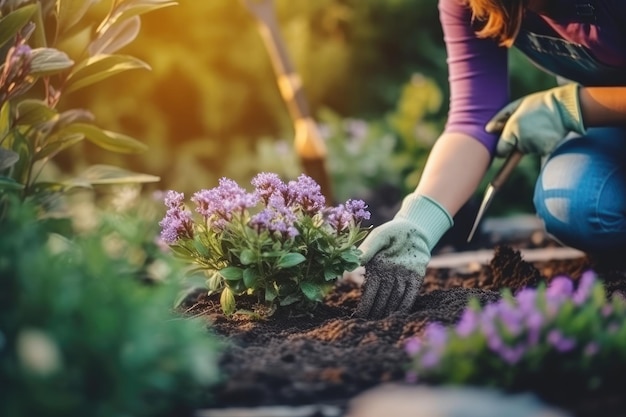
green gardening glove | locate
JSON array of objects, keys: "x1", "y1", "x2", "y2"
[
  {"x1": 486, "y1": 83, "x2": 586, "y2": 157},
  {"x1": 355, "y1": 194, "x2": 453, "y2": 319}
]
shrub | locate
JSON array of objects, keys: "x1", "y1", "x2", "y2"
[
  {"x1": 0, "y1": 0, "x2": 172, "y2": 216},
  {"x1": 159, "y1": 172, "x2": 370, "y2": 315},
  {"x1": 405, "y1": 272, "x2": 626, "y2": 397},
  {"x1": 0, "y1": 197, "x2": 221, "y2": 417}
]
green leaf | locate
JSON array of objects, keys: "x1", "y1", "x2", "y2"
[
  {"x1": 206, "y1": 272, "x2": 222, "y2": 292},
  {"x1": 0, "y1": 5, "x2": 37, "y2": 48},
  {"x1": 76, "y1": 164, "x2": 159, "y2": 185},
  {"x1": 354, "y1": 230, "x2": 369, "y2": 244},
  {"x1": 48, "y1": 109, "x2": 95, "y2": 133},
  {"x1": 340, "y1": 251, "x2": 360, "y2": 264},
  {"x1": 90, "y1": 16, "x2": 140, "y2": 55},
  {"x1": 65, "y1": 54, "x2": 150, "y2": 94},
  {"x1": 98, "y1": 0, "x2": 177, "y2": 34},
  {"x1": 0, "y1": 148, "x2": 19, "y2": 170},
  {"x1": 243, "y1": 268, "x2": 257, "y2": 289},
  {"x1": 56, "y1": 0, "x2": 94, "y2": 33},
  {"x1": 265, "y1": 284, "x2": 278, "y2": 302},
  {"x1": 279, "y1": 293, "x2": 301, "y2": 306},
  {"x1": 324, "y1": 269, "x2": 339, "y2": 281},
  {"x1": 0, "y1": 101, "x2": 10, "y2": 138},
  {"x1": 7, "y1": 129, "x2": 31, "y2": 184},
  {"x1": 300, "y1": 282, "x2": 324, "y2": 302},
  {"x1": 29, "y1": 48, "x2": 74, "y2": 76},
  {"x1": 277, "y1": 252, "x2": 306, "y2": 268},
  {"x1": 0, "y1": 176, "x2": 24, "y2": 191},
  {"x1": 219, "y1": 266, "x2": 243, "y2": 281},
  {"x1": 28, "y1": 181, "x2": 67, "y2": 194},
  {"x1": 35, "y1": 133, "x2": 84, "y2": 160},
  {"x1": 239, "y1": 249, "x2": 255, "y2": 265},
  {"x1": 63, "y1": 123, "x2": 148, "y2": 153},
  {"x1": 220, "y1": 287, "x2": 236, "y2": 315},
  {"x1": 16, "y1": 99, "x2": 58, "y2": 126}
]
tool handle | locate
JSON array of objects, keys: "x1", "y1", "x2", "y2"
[
  {"x1": 240, "y1": 0, "x2": 311, "y2": 122},
  {"x1": 491, "y1": 150, "x2": 524, "y2": 190}
]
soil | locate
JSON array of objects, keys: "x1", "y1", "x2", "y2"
[{"x1": 180, "y1": 242, "x2": 626, "y2": 417}]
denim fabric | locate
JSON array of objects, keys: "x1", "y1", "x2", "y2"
[{"x1": 534, "y1": 127, "x2": 626, "y2": 252}]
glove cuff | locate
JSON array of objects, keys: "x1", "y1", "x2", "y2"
[
  {"x1": 555, "y1": 83, "x2": 586, "y2": 135},
  {"x1": 395, "y1": 194, "x2": 453, "y2": 251}
]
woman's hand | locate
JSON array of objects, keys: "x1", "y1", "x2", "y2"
[{"x1": 486, "y1": 83, "x2": 585, "y2": 156}]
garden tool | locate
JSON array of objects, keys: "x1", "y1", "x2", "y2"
[
  {"x1": 240, "y1": 0, "x2": 334, "y2": 203},
  {"x1": 466, "y1": 149, "x2": 524, "y2": 242}
]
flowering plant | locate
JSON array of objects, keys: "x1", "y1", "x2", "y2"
[
  {"x1": 405, "y1": 272, "x2": 626, "y2": 395},
  {"x1": 159, "y1": 172, "x2": 370, "y2": 315}
]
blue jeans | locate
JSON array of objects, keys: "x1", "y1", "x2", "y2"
[{"x1": 534, "y1": 127, "x2": 626, "y2": 252}]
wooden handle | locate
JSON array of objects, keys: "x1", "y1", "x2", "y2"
[{"x1": 240, "y1": 0, "x2": 326, "y2": 157}]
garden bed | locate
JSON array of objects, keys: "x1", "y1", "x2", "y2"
[{"x1": 182, "y1": 237, "x2": 626, "y2": 417}]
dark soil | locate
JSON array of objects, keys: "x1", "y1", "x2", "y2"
[{"x1": 180, "y1": 244, "x2": 626, "y2": 416}]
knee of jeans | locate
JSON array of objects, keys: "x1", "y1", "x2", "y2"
[
  {"x1": 534, "y1": 190, "x2": 626, "y2": 251},
  {"x1": 534, "y1": 191, "x2": 584, "y2": 246}
]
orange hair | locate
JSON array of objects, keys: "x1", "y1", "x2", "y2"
[{"x1": 465, "y1": 0, "x2": 526, "y2": 47}]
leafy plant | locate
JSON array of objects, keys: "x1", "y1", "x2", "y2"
[
  {"x1": 405, "y1": 272, "x2": 626, "y2": 397},
  {"x1": 159, "y1": 172, "x2": 370, "y2": 315},
  {"x1": 0, "y1": 196, "x2": 221, "y2": 417},
  {"x1": 0, "y1": 0, "x2": 174, "y2": 214}
]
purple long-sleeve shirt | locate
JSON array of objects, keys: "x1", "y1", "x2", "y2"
[{"x1": 439, "y1": 0, "x2": 626, "y2": 153}]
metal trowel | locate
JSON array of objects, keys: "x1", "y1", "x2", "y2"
[{"x1": 467, "y1": 150, "x2": 524, "y2": 242}]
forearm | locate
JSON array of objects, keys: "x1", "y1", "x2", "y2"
[
  {"x1": 415, "y1": 132, "x2": 491, "y2": 217},
  {"x1": 579, "y1": 87, "x2": 626, "y2": 127}
]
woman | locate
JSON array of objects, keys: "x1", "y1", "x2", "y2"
[{"x1": 356, "y1": 0, "x2": 626, "y2": 318}]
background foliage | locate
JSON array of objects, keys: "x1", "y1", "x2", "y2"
[
  {"x1": 0, "y1": 196, "x2": 221, "y2": 417},
  {"x1": 59, "y1": 0, "x2": 556, "y2": 214}
]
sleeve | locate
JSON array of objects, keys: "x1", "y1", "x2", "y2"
[{"x1": 438, "y1": 0, "x2": 510, "y2": 154}]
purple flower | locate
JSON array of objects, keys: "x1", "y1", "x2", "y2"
[
  {"x1": 404, "y1": 337, "x2": 422, "y2": 356},
  {"x1": 499, "y1": 344, "x2": 526, "y2": 365},
  {"x1": 547, "y1": 276, "x2": 575, "y2": 298},
  {"x1": 547, "y1": 330, "x2": 576, "y2": 352},
  {"x1": 497, "y1": 302, "x2": 524, "y2": 337},
  {"x1": 573, "y1": 270, "x2": 596, "y2": 305},
  {"x1": 419, "y1": 350, "x2": 441, "y2": 369},
  {"x1": 324, "y1": 205, "x2": 353, "y2": 231},
  {"x1": 515, "y1": 288, "x2": 538, "y2": 312},
  {"x1": 159, "y1": 201, "x2": 194, "y2": 244},
  {"x1": 525, "y1": 312, "x2": 544, "y2": 346},
  {"x1": 456, "y1": 308, "x2": 479, "y2": 337},
  {"x1": 425, "y1": 323, "x2": 448, "y2": 347},
  {"x1": 192, "y1": 178, "x2": 258, "y2": 230},
  {"x1": 164, "y1": 190, "x2": 185, "y2": 209},
  {"x1": 251, "y1": 172, "x2": 287, "y2": 204},
  {"x1": 345, "y1": 199, "x2": 371, "y2": 223},
  {"x1": 249, "y1": 194, "x2": 299, "y2": 239},
  {"x1": 485, "y1": 327, "x2": 504, "y2": 352},
  {"x1": 286, "y1": 174, "x2": 326, "y2": 215}
]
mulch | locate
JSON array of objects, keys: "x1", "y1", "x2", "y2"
[{"x1": 179, "y1": 244, "x2": 626, "y2": 416}]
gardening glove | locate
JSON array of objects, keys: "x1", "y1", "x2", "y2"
[
  {"x1": 486, "y1": 83, "x2": 586, "y2": 157},
  {"x1": 355, "y1": 194, "x2": 453, "y2": 319}
]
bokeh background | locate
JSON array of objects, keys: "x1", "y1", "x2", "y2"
[{"x1": 58, "y1": 0, "x2": 556, "y2": 219}]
